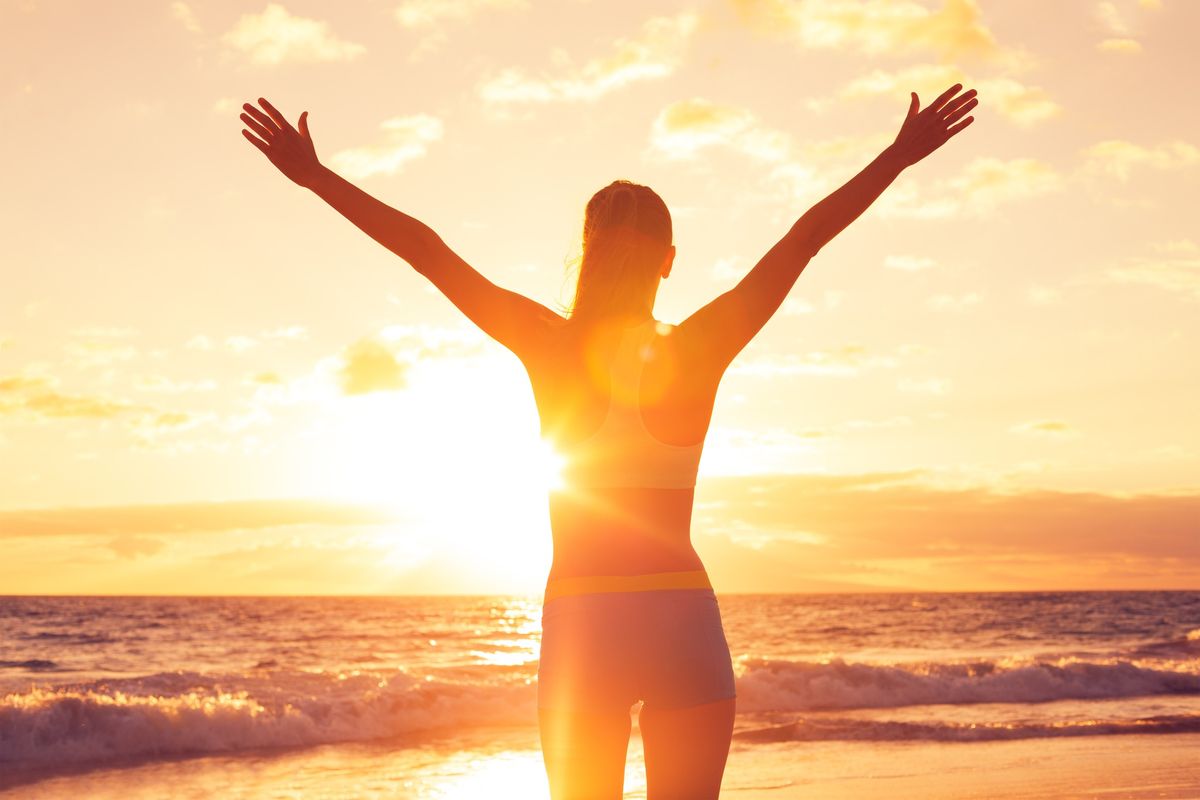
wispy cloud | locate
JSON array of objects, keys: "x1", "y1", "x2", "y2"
[
  {"x1": 1010, "y1": 419, "x2": 1079, "y2": 438},
  {"x1": 170, "y1": 1, "x2": 202, "y2": 34},
  {"x1": 1094, "y1": 0, "x2": 1157, "y2": 53},
  {"x1": 730, "y1": 0, "x2": 1015, "y2": 63},
  {"x1": 0, "y1": 499, "x2": 400, "y2": 538},
  {"x1": 1098, "y1": 37, "x2": 1141, "y2": 53},
  {"x1": 132, "y1": 375, "x2": 219, "y2": 393},
  {"x1": 222, "y1": 4, "x2": 366, "y2": 66},
  {"x1": 693, "y1": 472, "x2": 1200, "y2": 591},
  {"x1": 328, "y1": 114, "x2": 443, "y2": 180},
  {"x1": 1106, "y1": 240, "x2": 1200, "y2": 301},
  {"x1": 840, "y1": 64, "x2": 1059, "y2": 128},
  {"x1": 649, "y1": 98, "x2": 790, "y2": 161},
  {"x1": 878, "y1": 157, "x2": 1063, "y2": 219},
  {"x1": 1082, "y1": 139, "x2": 1200, "y2": 181},
  {"x1": 479, "y1": 12, "x2": 698, "y2": 104},
  {"x1": 337, "y1": 338, "x2": 408, "y2": 395}
]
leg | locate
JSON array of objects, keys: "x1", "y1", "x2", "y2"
[
  {"x1": 639, "y1": 697, "x2": 736, "y2": 800},
  {"x1": 539, "y1": 705, "x2": 633, "y2": 800}
]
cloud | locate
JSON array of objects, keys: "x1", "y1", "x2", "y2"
[
  {"x1": 328, "y1": 114, "x2": 443, "y2": 180},
  {"x1": 1010, "y1": 420, "x2": 1078, "y2": 438},
  {"x1": 1096, "y1": 1, "x2": 1130, "y2": 34},
  {"x1": 878, "y1": 157, "x2": 1063, "y2": 219},
  {"x1": 730, "y1": 0, "x2": 1014, "y2": 63},
  {"x1": 10, "y1": 390, "x2": 147, "y2": 420},
  {"x1": 1106, "y1": 243, "x2": 1200, "y2": 301},
  {"x1": 0, "y1": 499, "x2": 401, "y2": 538},
  {"x1": 394, "y1": 0, "x2": 526, "y2": 27},
  {"x1": 63, "y1": 339, "x2": 138, "y2": 368},
  {"x1": 692, "y1": 472, "x2": 1200, "y2": 590},
  {"x1": 221, "y1": 4, "x2": 365, "y2": 66},
  {"x1": 649, "y1": 98, "x2": 790, "y2": 161},
  {"x1": 648, "y1": 97, "x2": 897, "y2": 208},
  {"x1": 1094, "y1": 1, "x2": 1154, "y2": 52},
  {"x1": 337, "y1": 338, "x2": 407, "y2": 395},
  {"x1": 1098, "y1": 37, "x2": 1141, "y2": 53},
  {"x1": 0, "y1": 372, "x2": 202, "y2": 435},
  {"x1": 1082, "y1": 140, "x2": 1200, "y2": 181},
  {"x1": 479, "y1": 12, "x2": 698, "y2": 104},
  {"x1": 106, "y1": 535, "x2": 167, "y2": 559},
  {"x1": 249, "y1": 371, "x2": 286, "y2": 385},
  {"x1": 840, "y1": 64, "x2": 1059, "y2": 128},
  {"x1": 171, "y1": 1, "x2": 201, "y2": 33},
  {"x1": 132, "y1": 375, "x2": 219, "y2": 393}
]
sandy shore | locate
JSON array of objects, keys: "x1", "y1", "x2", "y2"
[{"x1": 5, "y1": 730, "x2": 1199, "y2": 798}]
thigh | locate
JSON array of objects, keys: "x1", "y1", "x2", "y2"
[
  {"x1": 539, "y1": 705, "x2": 633, "y2": 800},
  {"x1": 638, "y1": 697, "x2": 736, "y2": 800}
]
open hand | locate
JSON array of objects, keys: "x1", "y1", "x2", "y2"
[
  {"x1": 240, "y1": 98, "x2": 321, "y2": 189},
  {"x1": 890, "y1": 84, "x2": 977, "y2": 168}
]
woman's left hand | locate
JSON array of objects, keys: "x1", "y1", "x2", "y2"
[
  {"x1": 240, "y1": 97, "x2": 322, "y2": 189},
  {"x1": 889, "y1": 84, "x2": 978, "y2": 169}
]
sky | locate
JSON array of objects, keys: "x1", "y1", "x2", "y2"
[{"x1": 1, "y1": 0, "x2": 1197, "y2": 595}]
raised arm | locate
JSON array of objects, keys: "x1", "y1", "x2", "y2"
[
  {"x1": 239, "y1": 98, "x2": 561, "y2": 365},
  {"x1": 677, "y1": 84, "x2": 978, "y2": 375}
]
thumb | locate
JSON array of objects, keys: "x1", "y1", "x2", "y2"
[
  {"x1": 299, "y1": 110, "x2": 311, "y2": 140},
  {"x1": 906, "y1": 92, "x2": 919, "y2": 121}
]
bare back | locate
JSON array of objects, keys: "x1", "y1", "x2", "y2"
[{"x1": 522, "y1": 316, "x2": 726, "y2": 579}]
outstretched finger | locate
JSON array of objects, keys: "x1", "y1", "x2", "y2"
[
  {"x1": 943, "y1": 97, "x2": 978, "y2": 127},
  {"x1": 945, "y1": 115, "x2": 975, "y2": 138},
  {"x1": 258, "y1": 97, "x2": 295, "y2": 133},
  {"x1": 929, "y1": 83, "x2": 964, "y2": 115},
  {"x1": 242, "y1": 129, "x2": 270, "y2": 155},
  {"x1": 242, "y1": 103, "x2": 280, "y2": 135},
  {"x1": 240, "y1": 112, "x2": 274, "y2": 141},
  {"x1": 939, "y1": 88, "x2": 977, "y2": 120}
]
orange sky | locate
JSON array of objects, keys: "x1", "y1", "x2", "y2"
[{"x1": 2, "y1": 0, "x2": 1197, "y2": 594}]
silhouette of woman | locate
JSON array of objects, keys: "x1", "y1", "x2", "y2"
[{"x1": 240, "y1": 83, "x2": 976, "y2": 799}]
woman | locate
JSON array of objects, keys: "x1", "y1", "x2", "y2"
[{"x1": 239, "y1": 83, "x2": 976, "y2": 798}]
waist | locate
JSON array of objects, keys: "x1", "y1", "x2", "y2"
[{"x1": 543, "y1": 569, "x2": 713, "y2": 603}]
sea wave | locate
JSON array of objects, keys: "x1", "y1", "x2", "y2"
[
  {"x1": 734, "y1": 657, "x2": 1200, "y2": 713},
  {"x1": 0, "y1": 668, "x2": 536, "y2": 766},
  {"x1": 734, "y1": 713, "x2": 1200, "y2": 743},
  {"x1": 5, "y1": 655, "x2": 1200, "y2": 768}
]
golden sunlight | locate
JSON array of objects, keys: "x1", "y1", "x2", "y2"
[{"x1": 314, "y1": 354, "x2": 556, "y2": 582}]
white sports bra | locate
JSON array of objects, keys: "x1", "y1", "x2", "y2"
[{"x1": 553, "y1": 319, "x2": 705, "y2": 490}]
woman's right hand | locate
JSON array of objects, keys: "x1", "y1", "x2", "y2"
[
  {"x1": 240, "y1": 97, "x2": 322, "y2": 189},
  {"x1": 888, "y1": 83, "x2": 977, "y2": 169}
]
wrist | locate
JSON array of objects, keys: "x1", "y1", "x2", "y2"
[
  {"x1": 305, "y1": 162, "x2": 333, "y2": 193},
  {"x1": 878, "y1": 145, "x2": 911, "y2": 175}
]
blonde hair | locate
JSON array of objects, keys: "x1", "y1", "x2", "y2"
[{"x1": 564, "y1": 180, "x2": 672, "y2": 322}]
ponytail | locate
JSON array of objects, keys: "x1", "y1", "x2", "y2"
[{"x1": 565, "y1": 180, "x2": 672, "y2": 323}]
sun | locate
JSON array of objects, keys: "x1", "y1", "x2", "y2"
[{"x1": 313, "y1": 352, "x2": 558, "y2": 585}]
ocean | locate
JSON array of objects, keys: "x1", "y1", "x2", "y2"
[{"x1": 2, "y1": 592, "x2": 1200, "y2": 798}]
